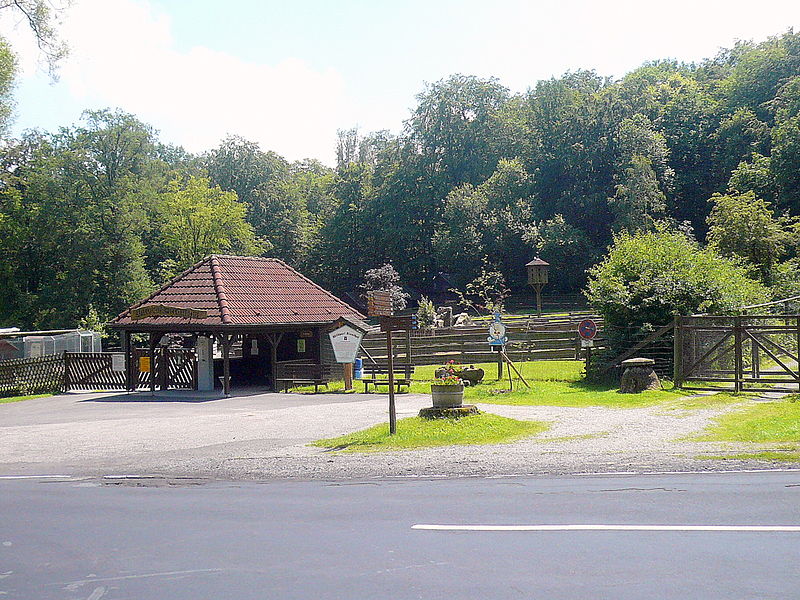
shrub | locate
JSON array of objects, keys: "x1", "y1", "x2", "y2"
[{"x1": 585, "y1": 226, "x2": 770, "y2": 368}]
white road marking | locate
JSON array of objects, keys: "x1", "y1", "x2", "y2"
[
  {"x1": 85, "y1": 587, "x2": 107, "y2": 600},
  {"x1": 0, "y1": 475, "x2": 72, "y2": 480},
  {"x1": 413, "y1": 524, "x2": 800, "y2": 532},
  {"x1": 55, "y1": 569, "x2": 223, "y2": 587}
]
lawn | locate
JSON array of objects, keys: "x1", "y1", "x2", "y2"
[
  {"x1": 0, "y1": 393, "x2": 51, "y2": 404},
  {"x1": 408, "y1": 361, "x2": 710, "y2": 408},
  {"x1": 692, "y1": 399, "x2": 800, "y2": 443},
  {"x1": 311, "y1": 413, "x2": 549, "y2": 452},
  {"x1": 294, "y1": 360, "x2": 740, "y2": 408}
]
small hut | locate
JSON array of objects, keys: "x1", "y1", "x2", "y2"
[{"x1": 110, "y1": 255, "x2": 366, "y2": 395}]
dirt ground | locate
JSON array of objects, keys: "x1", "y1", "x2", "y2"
[{"x1": 0, "y1": 389, "x2": 796, "y2": 480}]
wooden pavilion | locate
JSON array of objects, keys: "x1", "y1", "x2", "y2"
[{"x1": 110, "y1": 255, "x2": 366, "y2": 395}]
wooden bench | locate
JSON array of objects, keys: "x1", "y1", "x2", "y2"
[
  {"x1": 360, "y1": 363, "x2": 415, "y2": 393},
  {"x1": 275, "y1": 361, "x2": 331, "y2": 393}
]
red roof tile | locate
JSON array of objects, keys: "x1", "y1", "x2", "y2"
[{"x1": 112, "y1": 255, "x2": 365, "y2": 328}]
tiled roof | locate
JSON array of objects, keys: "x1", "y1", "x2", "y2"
[{"x1": 112, "y1": 255, "x2": 365, "y2": 327}]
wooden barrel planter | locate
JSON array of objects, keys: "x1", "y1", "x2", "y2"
[{"x1": 430, "y1": 383, "x2": 465, "y2": 408}]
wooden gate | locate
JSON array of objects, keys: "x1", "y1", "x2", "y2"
[
  {"x1": 66, "y1": 349, "x2": 197, "y2": 391},
  {"x1": 675, "y1": 315, "x2": 800, "y2": 392}
]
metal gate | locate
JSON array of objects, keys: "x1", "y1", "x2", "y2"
[{"x1": 675, "y1": 315, "x2": 799, "y2": 392}]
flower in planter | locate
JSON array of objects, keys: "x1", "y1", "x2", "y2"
[{"x1": 433, "y1": 373, "x2": 463, "y2": 386}]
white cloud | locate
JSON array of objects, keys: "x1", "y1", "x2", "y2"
[{"x1": 18, "y1": 0, "x2": 347, "y2": 162}]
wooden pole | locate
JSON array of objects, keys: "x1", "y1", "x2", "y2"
[
  {"x1": 734, "y1": 316, "x2": 743, "y2": 394},
  {"x1": 497, "y1": 348, "x2": 503, "y2": 380},
  {"x1": 673, "y1": 316, "x2": 683, "y2": 388},
  {"x1": 386, "y1": 325, "x2": 396, "y2": 435},
  {"x1": 122, "y1": 330, "x2": 132, "y2": 392},
  {"x1": 148, "y1": 333, "x2": 157, "y2": 396},
  {"x1": 62, "y1": 350, "x2": 70, "y2": 393},
  {"x1": 222, "y1": 335, "x2": 231, "y2": 397},
  {"x1": 161, "y1": 344, "x2": 169, "y2": 391},
  {"x1": 343, "y1": 362, "x2": 353, "y2": 391},
  {"x1": 535, "y1": 284, "x2": 543, "y2": 318},
  {"x1": 266, "y1": 332, "x2": 283, "y2": 392}
]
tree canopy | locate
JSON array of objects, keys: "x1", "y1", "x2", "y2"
[{"x1": 4, "y1": 29, "x2": 800, "y2": 329}]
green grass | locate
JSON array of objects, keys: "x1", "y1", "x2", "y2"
[
  {"x1": 0, "y1": 393, "x2": 51, "y2": 404},
  {"x1": 691, "y1": 400, "x2": 800, "y2": 443},
  {"x1": 311, "y1": 413, "x2": 549, "y2": 452},
  {"x1": 409, "y1": 361, "x2": 692, "y2": 408},
  {"x1": 696, "y1": 451, "x2": 800, "y2": 462},
  {"x1": 292, "y1": 360, "x2": 742, "y2": 409}
]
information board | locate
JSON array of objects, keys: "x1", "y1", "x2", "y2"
[{"x1": 328, "y1": 325, "x2": 364, "y2": 363}]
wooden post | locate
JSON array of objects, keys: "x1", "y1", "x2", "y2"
[
  {"x1": 386, "y1": 326, "x2": 396, "y2": 435},
  {"x1": 266, "y1": 332, "x2": 283, "y2": 392},
  {"x1": 751, "y1": 338, "x2": 760, "y2": 380},
  {"x1": 497, "y1": 348, "x2": 503, "y2": 380},
  {"x1": 221, "y1": 334, "x2": 232, "y2": 398},
  {"x1": 734, "y1": 316, "x2": 743, "y2": 394},
  {"x1": 343, "y1": 362, "x2": 353, "y2": 391},
  {"x1": 122, "y1": 330, "x2": 132, "y2": 392},
  {"x1": 149, "y1": 333, "x2": 157, "y2": 396},
  {"x1": 535, "y1": 284, "x2": 543, "y2": 318},
  {"x1": 673, "y1": 316, "x2": 683, "y2": 388},
  {"x1": 62, "y1": 350, "x2": 70, "y2": 393},
  {"x1": 161, "y1": 344, "x2": 169, "y2": 391}
]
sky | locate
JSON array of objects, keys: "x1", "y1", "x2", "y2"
[{"x1": 3, "y1": 0, "x2": 800, "y2": 165}]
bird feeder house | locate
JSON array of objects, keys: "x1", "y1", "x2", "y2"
[{"x1": 526, "y1": 257, "x2": 550, "y2": 285}]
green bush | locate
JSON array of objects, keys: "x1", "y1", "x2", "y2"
[{"x1": 585, "y1": 226, "x2": 770, "y2": 368}]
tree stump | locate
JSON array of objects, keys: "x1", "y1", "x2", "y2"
[{"x1": 620, "y1": 357, "x2": 661, "y2": 393}]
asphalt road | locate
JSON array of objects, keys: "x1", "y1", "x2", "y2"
[{"x1": 2, "y1": 471, "x2": 799, "y2": 599}]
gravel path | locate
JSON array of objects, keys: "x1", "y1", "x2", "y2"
[{"x1": 0, "y1": 390, "x2": 796, "y2": 480}]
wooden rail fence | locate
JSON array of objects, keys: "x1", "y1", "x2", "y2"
[{"x1": 362, "y1": 316, "x2": 604, "y2": 367}]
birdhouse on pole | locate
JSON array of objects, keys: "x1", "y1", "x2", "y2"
[{"x1": 526, "y1": 257, "x2": 550, "y2": 317}]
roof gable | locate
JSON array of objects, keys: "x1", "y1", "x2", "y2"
[{"x1": 112, "y1": 255, "x2": 365, "y2": 328}]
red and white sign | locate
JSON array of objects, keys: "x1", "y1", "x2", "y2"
[{"x1": 578, "y1": 319, "x2": 598, "y2": 340}]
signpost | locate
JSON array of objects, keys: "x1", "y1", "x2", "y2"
[
  {"x1": 328, "y1": 324, "x2": 365, "y2": 391},
  {"x1": 367, "y1": 290, "x2": 412, "y2": 435},
  {"x1": 487, "y1": 312, "x2": 508, "y2": 380},
  {"x1": 578, "y1": 318, "x2": 598, "y2": 370}
]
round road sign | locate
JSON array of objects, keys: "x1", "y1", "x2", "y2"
[{"x1": 578, "y1": 319, "x2": 598, "y2": 340}]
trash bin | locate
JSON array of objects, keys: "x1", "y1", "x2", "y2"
[{"x1": 354, "y1": 358, "x2": 363, "y2": 380}]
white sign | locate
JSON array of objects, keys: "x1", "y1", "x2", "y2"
[
  {"x1": 328, "y1": 325, "x2": 364, "y2": 363},
  {"x1": 487, "y1": 313, "x2": 508, "y2": 346},
  {"x1": 111, "y1": 353, "x2": 126, "y2": 372},
  {"x1": 581, "y1": 338, "x2": 595, "y2": 348}
]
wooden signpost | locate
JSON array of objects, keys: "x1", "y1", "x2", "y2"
[
  {"x1": 578, "y1": 318, "x2": 598, "y2": 372},
  {"x1": 367, "y1": 291, "x2": 412, "y2": 435}
]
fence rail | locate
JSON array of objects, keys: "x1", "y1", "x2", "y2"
[
  {"x1": 362, "y1": 317, "x2": 603, "y2": 367},
  {"x1": 0, "y1": 354, "x2": 64, "y2": 396},
  {"x1": 0, "y1": 349, "x2": 198, "y2": 397},
  {"x1": 676, "y1": 315, "x2": 800, "y2": 392}
]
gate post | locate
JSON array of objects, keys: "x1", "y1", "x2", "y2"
[
  {"x1": 63, "y1": 350, "x2": 70, "y2": 393},
  {"x1": 673, "y1": 316, "x2": 683, "y2": 387},
  {"x1": 734, "y1": 316, "x2": 743, "y2": 393}
]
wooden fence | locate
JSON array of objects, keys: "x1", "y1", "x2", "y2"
[
  {"x1": 0, "y1": 349, "x2": 198, "y2": 397},
  {"x1": 362, "y1": 314, "x2": 604, "y2": 367},
  {"x1": 675, "y1": 315, "x2": 800, "y2": 392},
  {"x1": 0, "y1": 354, "x2": 64, "y2": 396}
]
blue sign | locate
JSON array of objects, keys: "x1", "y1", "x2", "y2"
[{"x1": 487, "y1": 312, "x2": 508, "y2": 346}]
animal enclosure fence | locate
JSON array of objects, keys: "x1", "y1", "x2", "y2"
[{"x1": 675, "y1": 315, "x2": 800, "y2": 392}]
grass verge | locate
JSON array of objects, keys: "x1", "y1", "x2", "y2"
[
  {"x1": 696, "y1": 451, "x2": 800, "y2": 462},
  {"x1": 311, "y1": 413, "x2": 549, "y2": 452},
  {"x1": 291, "y1": 360, "x2": 744, "y2": 409},
  {"x1": 0, "y1": 393, "x2": 51, "y2": 404},
  {"x1": 691, "y1": 399, "x2": 800, "y2": 443}
]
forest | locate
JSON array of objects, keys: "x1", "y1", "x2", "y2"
[{"x1": 2, "y1": 28, "x2": 800, "y2": 329}]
